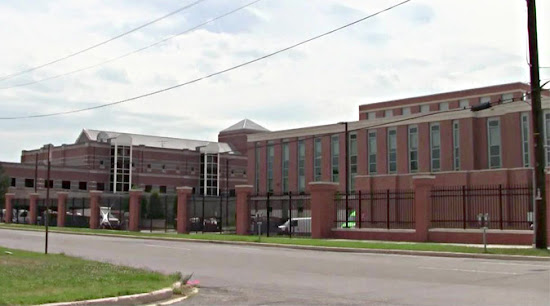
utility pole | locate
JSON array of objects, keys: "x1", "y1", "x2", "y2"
[
  {"x1": 34, "y1": 153, "x2": 38, "y2": 193},
  {"x1": 339, "y1": 122, "x2": 349, "y2": 228},
  {"x1": 527, "y1": 0, "x2": 547, "y2": 249},
  {"x1": 44, "y1": 145, "x2": 51, "y2": 254}
]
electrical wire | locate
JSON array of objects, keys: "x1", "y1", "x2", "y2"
[
  {"x1": 0, "y1": 0, "x2": 206, "y2": 82},
  {"x1": 0, "y1": 0, "x2": 413, "y2": 120},
  {"x1": 0, "y1": 0, "x2": 263, "y2": 90}
]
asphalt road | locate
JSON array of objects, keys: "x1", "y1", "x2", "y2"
[{"x1": 1, "y1": 229, "x2": 549, "y2": 306}]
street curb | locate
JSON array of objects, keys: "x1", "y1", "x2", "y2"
[
  {"x1": 40, "y1": 287, "x2": 173, "y2": 306},
  {"x1": 1, "y1": 226, "x2": 549, "y2": 262}
]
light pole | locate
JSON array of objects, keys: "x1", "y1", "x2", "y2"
[{"x1": 338, "y1": 122, "x2": 349, "y2": 228}]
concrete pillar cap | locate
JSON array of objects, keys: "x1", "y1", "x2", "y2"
[
  {"x1": 89, "y1": 190, "x2": 103, "y2": 195},
  {"x1": 29, "y1": 193, "x2": 39, "y2": 197},
  {"x1": 176, "y1": 186, "x2": 193, "y2": 191},
  {"x1": 5, "y1": 193, "x2": 15, "y2": 197}
]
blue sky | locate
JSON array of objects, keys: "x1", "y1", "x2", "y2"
[{"x1": 0, "y1": 0, "x2": 549, "y2": 161}]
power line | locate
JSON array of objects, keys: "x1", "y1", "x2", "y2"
[
  {"x1": 0, "y1": 0, "x2": 412, "y2": 120},
  {"x1": 0, "y1": 0, "x2": 263, "y2": 90},
  {"x1": 0, "y1": 0, "x2": 206, "y2": 82}
]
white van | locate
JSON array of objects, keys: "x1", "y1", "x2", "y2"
[{"x1": 278, "y1": 217, "x2": 311, "y2": 235}]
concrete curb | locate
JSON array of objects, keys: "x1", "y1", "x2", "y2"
[
  {"x1": 40, "y1": 287, "x2": 173, "y2": 306},
  {"x1": 1, "y1": 226, "x2": 549, "y2": 262}
]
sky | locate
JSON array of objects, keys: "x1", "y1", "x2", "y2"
[{"x1": 0, "y1": 0, "x2": 549, "y2": 162}]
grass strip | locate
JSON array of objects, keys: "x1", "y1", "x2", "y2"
[
  {"x1": 1, "y1": 223, "x2": 549, "y2": 257},
  {"x1": 0, "y1": 245, "x2": 177, "y2": 305}
]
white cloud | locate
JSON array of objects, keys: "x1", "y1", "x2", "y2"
[{"x1": 0, "y1": 0, "x2": 549, "y2": 161}]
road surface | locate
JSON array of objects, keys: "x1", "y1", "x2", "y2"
[{"x1": 1, "y1": 229, "x2": 548, "y2": 305}]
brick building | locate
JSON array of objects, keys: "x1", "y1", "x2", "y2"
[
  {"x1": 247, "y1": 82, "x2": 550, "y2": 194},
  {"x1": 2, "y1": 119, "x2": 268, "y2": 197}
]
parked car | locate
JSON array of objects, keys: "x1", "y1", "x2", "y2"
[{"x1": 278, "y1": 217, "x2": 311, "y2": 235}]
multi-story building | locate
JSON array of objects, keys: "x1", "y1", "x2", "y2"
[
  {"x1": 248, "y1": 82, "x2": 550, "y2": 194},
  {"x1": 2, "y1": 119, "x2": 268, "y2": 197}
]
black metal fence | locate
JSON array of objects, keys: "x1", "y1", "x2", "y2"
[
  {"x1": 139, "y1": 193, "x2": 177, "y2": 232},
  {"x1": 334, "y1": 190, "x2": 415, "y2": 229},
  {"x1": 187, "y1": 194, "x2": 236, "y2": 233},
  {"x1": 430, "y1": 185, "x2": 533, "y2": 230},
  {"x1": 249, "y1": 193, "x2": 311, "y2": 237}
]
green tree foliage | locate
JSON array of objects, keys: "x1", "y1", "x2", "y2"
[
  {"x1": 148, "y1": 192, "x2": 164, "y2": 219},
  {"x1": 0, "y1": 165, "x2": 10, "y2": 205}
]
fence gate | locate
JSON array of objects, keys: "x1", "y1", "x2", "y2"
[
  {"x1": 186, "y1": 194, "x2": 236, "y2": 233},
  {"x1": 139, "y1": 193, "x2": 177, "y2": 233},
  {"x1": 249, "y1": 193, "x2": 312, "y2": 237}
]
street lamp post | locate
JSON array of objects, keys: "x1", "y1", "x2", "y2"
[{"x1": 339, "y1": 122, "x2": 349, "y2": 228}]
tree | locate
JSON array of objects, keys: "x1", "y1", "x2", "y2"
[{"x1": 0, "y1": 165, "x2": 10, "y2": 207}]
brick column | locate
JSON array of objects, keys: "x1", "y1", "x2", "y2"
[
  {"x1": 309, "y1": 182, "x2": 339, "y2": 239},
  {"x1": 4, "y1": 193, "x2": 14, "y2": 223},
  {"x1": 128, "y1": 189, "x2": 143, "y2": 232},
  {"x1": 89, "y1": 191, "x2": 102, "y2": 229},
  {"x1": 235, "y1": 185, "x2": 254, "y2": 235},
  {"x1": 413, "y1": 175, "x2": 436, "y2": 242},
  {"x1": 57, "y1": 192, "x2": 68, "y2": 227},
  {"x1": 176, "y1": 187, "x2": 193, "y2": 234},
  {"x1": 29, "y1": 193, "x2": 39, "y2": 225}
]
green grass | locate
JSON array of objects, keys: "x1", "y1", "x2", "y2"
[
  {"x1": 1, "y1": 223, "x2": 549, "y2": 257},
  {"x1": 0, "y1": 246, "x2": 178, "y2": 305}
]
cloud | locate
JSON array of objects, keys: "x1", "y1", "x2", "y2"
[{"x1": 0, "y1": 0, "x2": 548, "y2": 162}]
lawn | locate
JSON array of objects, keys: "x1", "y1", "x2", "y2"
[
  {"x1": 0, "y1": 246, "x2": 178, "y2": 305},
  {"x1": 1, "y1": 223, "x2": 549, "y2": 257}
]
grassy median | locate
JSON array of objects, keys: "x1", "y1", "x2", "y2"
[
  {"x1": 0, "y1": 246, "x2": 178, "y2": 305},
  {"x1": 1, "y1": 223, "x2": 549, "y2": 257}
]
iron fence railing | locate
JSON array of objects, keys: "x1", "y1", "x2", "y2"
[
  {"x1": 430, "y1": 185, "x2": 532, "y2": 230},
  {"x1": 249, "y1": 193, "x2": 311, "y2": 237},
  {"x1": 334, "y1": 190, "x2": 415, "y2": 229}
]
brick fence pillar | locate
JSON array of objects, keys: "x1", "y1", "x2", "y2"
[
  {"x1": 309, "y1": 182, "x2": 339, "y2": 239},
  {"x1": 128, "y1": 189, "x2": 143, "y2": 232},
  {"x1": 57, "y1": 192, "x2": 68, "y2": 227},
  {"x1": 4, "y1": 193, "x2": 14, "y2": 223},
  {"x1": 413, "y1": 175, "x2": 436, "y2": 242},
  {"x1": 176, "y1": 187, "x2": 193, "y2": 234},
  {"x1": 29, "y1": 193, "x2": 39, "y2": 225},
  {"x1": 89, "y1": 191, "x2": 102, "y2": 229},
  {"x1": 235, "y1": 185, "x2": 254, "y2": 235}
]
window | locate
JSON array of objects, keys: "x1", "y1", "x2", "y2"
[
  {"x1": 46, "y1": 180, "x2": 53, "y2": 188},
  {"x1": 385, "y1": 110, "x2": 393, "y2": 118},
  {"x1": 453, "y1": 120, "x2": 460, "y2": 170},
  {"x1": 145, "y1": 185, "x2": 152, "y2": 193},
  {"x1": 367, "y1": 112, "x2": 376, "y2": 120},
  {"x1": 298, "y1": 140, "x2": 306, "y2": 192},
  {"x1": 10, "y1": 178, "x2": 15, "y2": 187},
  {"x1": 62, "y1": 180, "x2": 71, "y2": 190},
  {"x1": 282, "y1": 142, "x2": 289, "y2": 193},
  {"x1": 388, "y1": 128, "x2": 397, "y2": 174},
  {"x1": 97, "y1": 183, "x2": 105, "y2": 191},
  {"x1": 160, "y1": 186, "x2": 167, "y2": 194},
  {"x1": 420, "y1": 105, "x2": 430, "y2": 113},
  {"x1": 408, "y1": 126, "x2": 418, "y2": 173},
  {"x1": 110, "y1": 144, "x2": 131, "y2": 192},
  {"x1": 402, "y1": 107, "x2": 411, "y2": 115},
  {"x1": 368, "y1": 131, "x2": 377, "y2": 174},
  {"x1": 502, "y1": 93, "x2": 514, "y2": 103},
  {"x1": 200, "y1": 154, "x2": 218, "y2": 196},
  {"x1": 79, "y1": 181, "x2": 87, "y2": 191},
  {"x1": 267, "y1": 144, "x2": 274, "y2": 192},
  {"x1": 459, "y1": 99, "x2": 469, "y2": 109},
  {"x1": 314, "y1": 138, "x2": 322, "y2": 181},
  {"x1": 255, "y1": 144, "x2": 260, "y2": 193},
  {"x1": 331, "y1": 135, "x2": 339, "y2": 182},
  {"x1": 487, "y1": 118, "x2": 502, "y2": 169},
  {"x1": 430, "y1": 123, "x2": 441, "y2": 172},
  {"x1": 521, "y1": 113, "x2": 530, "y2": 167},
  {"x1": 349, "y1": 133, "x2": 357, "y2": 191},
  {"x1": 25, "y1": 179, "x2": 34, "y2": 188},
  {"x1": 480, "y1": 96, "x2": 491, "y2": 104},
  {"x1": 439, "y1": 102, "x2": 449, "y2": 111}
]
